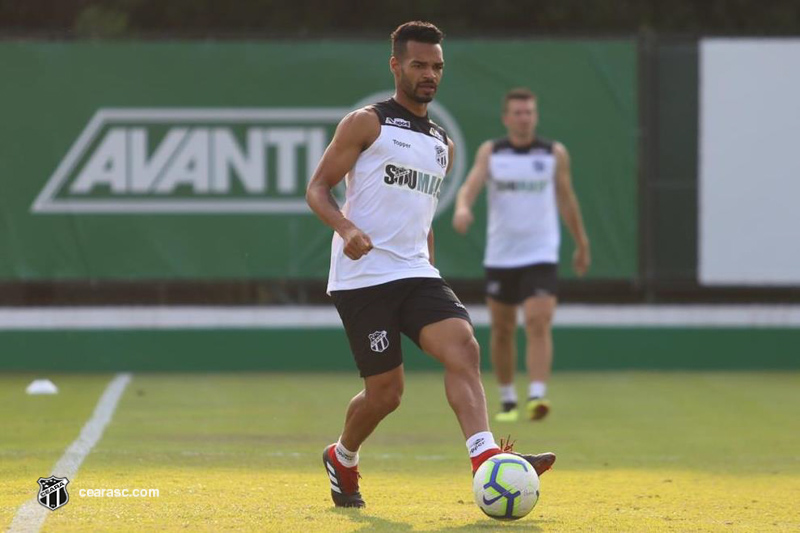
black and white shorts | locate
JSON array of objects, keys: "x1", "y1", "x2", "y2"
[
  {"x1": 484, "y1": 262, "x2": 558, "y2": 305},
  {"x1": 330, "y1": 277, "x2": 472, "y2": 378}
]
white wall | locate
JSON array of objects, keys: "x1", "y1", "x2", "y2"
[{"x1": 700, "y1": 39, "x2": 800, "y2": 286}]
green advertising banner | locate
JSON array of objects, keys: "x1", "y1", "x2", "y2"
[{"x1": 0, "y1": 40, "x2": 637, "y2": 280}]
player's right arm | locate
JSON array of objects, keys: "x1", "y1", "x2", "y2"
[
  {"x1": 452, "y1": 140, "x2": 492, "y2": 234},
  {"x1": 306, "y1": 108, "x2": 380, "y2": 260}
]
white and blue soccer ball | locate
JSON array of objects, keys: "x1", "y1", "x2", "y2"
[{"x1": 473, "y1": 452, "x2": 540, "y2": 520}]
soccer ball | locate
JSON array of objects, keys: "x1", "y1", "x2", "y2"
[{"x1": 473, "y1": 452, "x2": 540, "y2": 520}]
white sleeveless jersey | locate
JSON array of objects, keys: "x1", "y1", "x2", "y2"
[
  {"x1": 327, "y1": 99, "x2": 449, "y2": 292},
  {"x1": 484, "y1": 138, "x2": 560, "y2": 268}
]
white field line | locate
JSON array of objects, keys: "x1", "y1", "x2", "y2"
[
  {"x1": 0, "y1": 305, "x2": 800, "y2": 330},
  {"x1": 7, "y1": 374, "x2": 132, "y2": 533}
]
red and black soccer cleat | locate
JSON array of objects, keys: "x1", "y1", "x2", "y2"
[
  {"x1": 322, "y1": 443, "x2": 365, "y2": 508},
  {"x1": 512, "y1": 450, "x2": 557, "y2": 476},
  {"x1": 500, "y1": 435, "x2": 556, "y2": 476}
]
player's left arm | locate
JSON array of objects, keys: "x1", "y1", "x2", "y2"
[
  {"x1": 427, "y1": 228, "x2": 435, "y2": 266},
  {"x1": 554, "y1": 142, "x2": 590, "y2": 276},
  {"x1": 427, "y1": 138, "x2": 455, "y2": 266}
]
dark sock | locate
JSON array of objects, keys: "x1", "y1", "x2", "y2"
[{"x1": 501, "y1": 401, "x2": 517, "y2": 412}]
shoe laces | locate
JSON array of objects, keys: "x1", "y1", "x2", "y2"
[{"x1": 499, "y1": 434, "x2": 516, "y2": 453}]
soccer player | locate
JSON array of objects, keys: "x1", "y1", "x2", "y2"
[
  {"x1": 306, "y1": 22, "x2": 556, "y2": 508},
  {"x1": 452, "y1": 88, "x2": 590, "y2": 423}
]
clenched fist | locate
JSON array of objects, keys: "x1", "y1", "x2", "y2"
[
  {"x1": 452, "y1": 207, "x2": 474, "y2": 235},
  {"x1": 573, "y1": 244, "x2": 591, "y2": 277},
  {"x1": 342, "y1": 226, "x2": 374, "y2": 260}
]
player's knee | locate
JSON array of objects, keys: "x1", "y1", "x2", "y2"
[
  {"x1": 446, "y1": 335, "x2": 481, "y2": 374},
  {"x1": 376, "y1": 391, "x2": 402, "y2": 414},
  {"x1": 367, "y1": 382, "x2": 403, "y2": 414},
  {"x1": 525, "y1": 313, "x2": 552, "y2": 336},
  {"x1": 491, "y1": 321, "x2": 516, "y2": 342},
  {"x1": 464, "y1": 336, "x2": 481, "y2": 371}
]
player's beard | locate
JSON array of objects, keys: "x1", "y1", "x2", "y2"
[{"x1": 400, "y1": 73, "x2": 436, "y2": 103}]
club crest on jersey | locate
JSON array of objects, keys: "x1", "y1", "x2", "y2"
[
  {"x1": 368, "y1": 330, "x2": 389, "y2": 353},
  {"x1": 385, "y1": 117, "x2": 411, "y2": 128},
  {"x1": 429, "y1": 127, "x2": 444, "y2": 142},
  {"x1": 435, "y1": 145, "x2": 447, "y2": 169},
  {"x1": 383, "y1": 164, "x2": 444, "y2": 199}
]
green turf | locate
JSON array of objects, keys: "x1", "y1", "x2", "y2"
[{"x1": 1, "y1": 372, "x2": 798, "y2": 532}]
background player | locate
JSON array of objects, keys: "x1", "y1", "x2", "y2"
[
  {"x1": 452, "y1": 88, "x2": 590, "y2": 422},
  {"x1": 306, "y1": 24, "x2": 555, "y2": 508}
]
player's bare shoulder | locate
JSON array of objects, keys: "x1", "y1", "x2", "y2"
[
  {"x1": 334, "y1": 106, "x2": 381, "y2": 151},
  {"x1": 477, "y1": 139, "x2": 494, "y2": 158},
  {"x1": 552, "y1": 141, "x2": 570, "y2": 160},
  {"x1": 472, "y1": 139, "x2": 494, "y2": 173},
  {"x1": 446, "y1": 136, "x2": 456, "y2": 173},
  {"x1": 552, "y1": 141, "x2": 572, "y2": 185}
]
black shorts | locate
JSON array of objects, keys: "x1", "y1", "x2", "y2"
[
  {"x1": 485, "y1": 262, "x2": 558, "y2": 305},
  {"x1": 330, "y1": 277, "x2": 472, "y2": 378}
]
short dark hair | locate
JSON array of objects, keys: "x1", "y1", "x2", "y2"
[
  {"x1": 390, "y1": 21, "x2": 444, "y2": 58},
  {"x1": 503, "y1": 88, "x2": 538, "y2": 112}
]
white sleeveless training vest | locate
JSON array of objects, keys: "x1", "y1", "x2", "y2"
[
  {"x1": 484, "y1": 137, "x2": 560, "y2": 268},
  {"x1": 327, "y1": 98, "x2": 449, "y2": 292}
]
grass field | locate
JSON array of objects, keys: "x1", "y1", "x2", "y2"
[{"x1": 1, "y1": 371, "x2": 799, "y2": 532}]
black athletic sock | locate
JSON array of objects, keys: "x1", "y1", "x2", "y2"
[{"x1": 501, "y1": 401, "x2": 517, "y2": 412}]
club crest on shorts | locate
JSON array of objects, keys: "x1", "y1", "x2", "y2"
[
  {"x1": 368, "y1": 330, "x2": 389, "y2": 353},
  {"x1": 487, "y1": 280, "x2": 501, "y2": 295},
  {"x1": 37, "y1": 475, "x2": 70, "y2": 511},
  {"x1": 435, "y1": 144, "x2": 447, "y2": 169}
]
